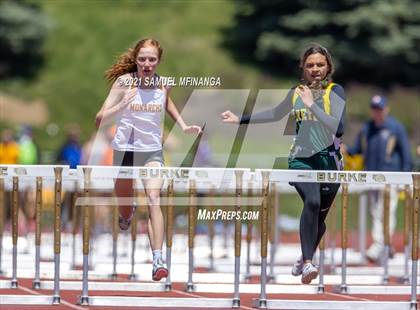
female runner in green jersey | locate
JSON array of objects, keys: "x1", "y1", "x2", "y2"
[{"x1": 221, "y1": 44, "x2": 346, "y2": 284}]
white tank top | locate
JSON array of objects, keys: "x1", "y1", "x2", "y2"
[{"x1": 112, "y1": 86, "x2": 166, "y2": 152}]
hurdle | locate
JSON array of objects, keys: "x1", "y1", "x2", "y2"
[
  {"x1": 340, "y1": 183, "x2": 349, "y2": 293},
  {"x1": 76, "y1": 166, "x2": 250, "y2": 308},
  {"x1": 32, "y1": 177, "x2": 42, "y2": 289},
  {"x1": 74, "y1": 174, "x2": 168, "y2": 291},
  {"x1": 268, "y1": 181, "x2": 278, "y2": 281},
  {"x1": 383, "y1": 184, "x2": 391, "y2": 284},
  {"x1": 207, "y1": 185, "x2": 216, "y2": 272},
  {"x1": 20, "y1": 171, "x2": 156, "y2": 294},
  {"x1": 37, "y1": 171, "x2": 239, "y2": 293},
  {"x1": 2, "y1": 164, "x2": 419, "y2": 308},
  {"x1": 342, "y1": 176, "x2": 420, "y2": 302},
  {"x1": 182, "y1": 168, "x2": 249, "y2": 305},
  {"x1": 340, "y1": 179, "x2": 420, "y2": 300},
  {"x1": 165, "y1": 179, "x2": 174, "y2": 290},
  {"x1": 358, "y1": 190, "x2": 368, "y2": 263},
  {"x1": 193, "y1": 182, "x2": 381, "y2": 285},
  {"x1": 242, "y1": 183, "x2": 379, "y2": 286},
  {"x1": 36, "y1": 184, "x2": 166, "y2": 293},
  {"x1": 252, "y1": 169, "x2": 419, "y2": 310},
  {"x1": 336, "y1": 182, "x2": 415, "y2": 294},
  {"x1": 186, "y1": 178, "x2": 197, "y2": 292},
  {"x1": 328, "y1": 195, "x2": 338, "y2": 273},
  {"x1": 254, "y1": 170, "x2": 270, "y2": 308},
  {"x1": 263, "y1": 183, "x2": 417, "y2": 289},
  {"x1": 0, "y1": 165, "x2": 69, "y2": 305},
  {"x1": 111, "y1": 193, "x2": 119, "y2": 279},
  {"x1": 402, "y1": 184, "x2": 412, "y2": 284},
  {"x1": 244, "y1": 179, "x2": 254, "y2": 280},
  {"x1": 76, "y1": 167, "x2": 156, "y2": 299},
  {"x1": 70, "y1": 189, "x2": 80, "y2": 270},
  {"x1": 205, "y1": 175, "x2": 409, "y2": 289},
  {"x1": 233, "y1": 170, "x2": 243, "y2": 307}
]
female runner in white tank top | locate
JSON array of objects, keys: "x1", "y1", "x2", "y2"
[{"x1": 95, "y1": 38, "x2": 202, "y2": 281}]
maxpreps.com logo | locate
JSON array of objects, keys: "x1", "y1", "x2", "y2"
[{"x1": 317, "y1": 172, "x2": 367, "y2": 183}]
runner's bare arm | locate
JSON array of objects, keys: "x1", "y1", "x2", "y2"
[
  {"x1": 165, "y1": 94, "x2": 202, "y2": 135},
  {"x1": 95, "y1": 74, "x2": 133, "y2": 128}
]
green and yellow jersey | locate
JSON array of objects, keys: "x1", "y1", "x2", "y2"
[{"x1": 240, "y1": 81, "x2": 346, "y2": 170}]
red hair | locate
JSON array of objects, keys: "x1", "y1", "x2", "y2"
[{"x1": 105, "y1": 38, "x2": 163, "y2": 83}]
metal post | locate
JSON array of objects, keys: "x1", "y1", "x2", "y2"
[
  {"x1": 52, "y1": 167, "x2": 63, "y2": 304},
  {"x1": 186, "y1": 179, "x2": 196, "y2": 292},
  {"x1": 358, "y1": 192, "x2": 368, "y2": 263},
  {"x1": 11, "y1": 176, "x2": 18, "y2": 289},
  {"x1": 71, "y1": 191, "x2": 80, "y2": 270},
  {"x1": 382, "y1": 184, "x2": 391, "y2": 284},
  {"x1": 318, "y1": 235, "x2": 325, "y2": 293},
  {"x1": 128, "y1": 183, "x2": 138, "y2": 281},
  {"x1": 340, "y1": 183, "x2": 349, "y2": 294},
  {"x1": 268, "y1": 182, "x2": 276, "y2": 281},
  {"x1": 273, "y1": 183, "x2": 280, "y2": 270},
  {"x1": 245, "y1": 181, "x2": 253, "y2": 281},
  {"x1": 0, "y1": 178, "x2": 5, "y2": 275},
  {"x1": 402, "y1": 185, "x2": 411, "y2": 284},
  {"x1": 208, "y1": 186, "x2": 215, "y2": 272},
  {"x1": 78, "y1": 168, "x2": 91, "y2": 306},
  {"x1": 223, "y1": 219, "x2": 229, "y2": 258},
  {"x1": 233, "y1": 170, "x2": 243, "y2": 308},
  {"x1": 256, "y1": 171, "x2": 270, "y2": 308},
  {"x1": 410, "y1": 174, "x2": 420, "y2": 310},
  {"x1": 111, "y1": 201, "x2": 118, "y2": 279},
  {"x1": 33, "y1": 177, "x2": 42, "y2": 289},
  {"x1": 329, "y1": 199, "x2": 337, "y2": 274},
  {"x1": 165, "y1": 179, "x2": 174, "y2": 291},
  {"x1": 128, "y1": 207, "x2": 138, "y2": 280}
]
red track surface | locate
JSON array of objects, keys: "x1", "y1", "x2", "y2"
[
  {"x1": 0, "y1": 232, "x2": 414, "y2": 309},
  {"x1": 0, "y1": 276, "x2": 414, "y2": 310}
]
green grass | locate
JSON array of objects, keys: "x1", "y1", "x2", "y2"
[
  {"x1": 0, "y1": 0, "x2": 289, "y2": 154},
  {"x1": 0, "y1": 0, "x2": 418, "y2": 159}
]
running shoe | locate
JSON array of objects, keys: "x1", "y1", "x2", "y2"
[
  {"x1": 301, "y1": 263, "x2": 318, "y2": 284},
  {"x1": 118, "y1": 207, "x2": 135, "y2": 231},
  {"x1": 152, "y1": 258, "x2": 168, "y2": 281},
  {"x1": 291, "y1": 256, "x2": 303, "y2": 276}
]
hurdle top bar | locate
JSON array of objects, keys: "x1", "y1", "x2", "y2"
[
  {"x1": 256, "y1": 169, "x2": 420, "y2": 185},
  {"x1": 77, "y1": 166, "x2": 252, "y2": 189},
  {"x1": 0, "y1": 165, "x2": 74, "y2": 179},
  {"x1": 1, "y1": 165, "x2": 418, "y2": 186}
]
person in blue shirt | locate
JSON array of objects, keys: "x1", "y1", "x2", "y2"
[
  {"x1": 344, "y1": 95, "x2": 412, "y2": 262},
  {"x1": 57, "y1": 126, "x2": 82, "y2": 169},
  {"x1": 56, "y1": 126, "x2": 83, "y2": 232}
]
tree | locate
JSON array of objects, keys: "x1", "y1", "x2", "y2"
[
  {"x1": 224, "y1": 0, "x2": 420, "y2": 87},
  {"x1": 0, "y1": 0, "x2": 51, "y2": 79}
]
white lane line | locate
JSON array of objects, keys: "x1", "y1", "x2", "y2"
[
  {"x1": 18, "y1": 285, "x2": 85, "y2": 310},
  {"x1": 172, "y1": 288, "x2": 254, "y2": 310},
  {"x1": 325, "y1": 291, "x2": 372, "y2": 301}
]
